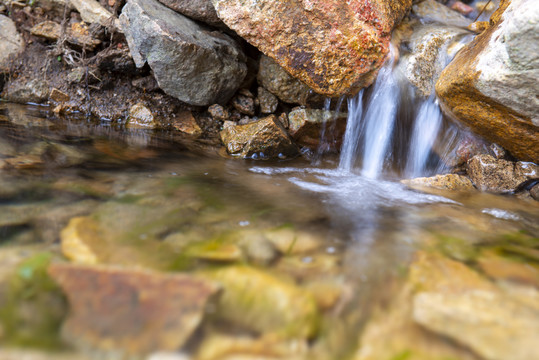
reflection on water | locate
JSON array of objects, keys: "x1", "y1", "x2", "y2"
[{"x1": 0, "y1": 104, "x2": 538, "y2": 360}]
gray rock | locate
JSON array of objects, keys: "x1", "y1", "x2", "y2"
[
  {"x1": 157, "y1": 0, "x2": 222, "y2": 27},
  {"x1": 0, "y1": 15, "x2": 24, "y2": 72},
  {"x1": 257, "y1": 87, "x2": 278, "y2": 114},
  {"x1": 120, "y1": 0, "x2": 247, "y2": 106},
  {"x1": 257, "y1": 55, "x2": 319, "y2": 106},
  {"x1": 412, "y1": 0, "x2": 472, "y2": 28},
  {"x1": 399, "y1": 24, "x2": 470, "y2": 97},
  {"x1": 466, "y1": 154, "x2": 539, "y2": 193},
  {"x1": 4, "y1": 78, "x2": 49, "y2": 104},
  {"x1": 219, "y1": 116, "x2": 298, "y2": 159}
]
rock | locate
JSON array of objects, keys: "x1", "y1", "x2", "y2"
[
  {"x1": 127, "y1": 103, "x2": 157, "y2": 129},
  {"x1": 257, "y1": 86, "x2": 278, "y2": 114},
  {"x1": 401, "y1": 174, "x2": 475, "y2": 191},
  {"x1": 468, "y1": 21, "x2": 490, "y2": 33},
  {"x1": 184, "y1": 240, "x2": 243, "y2": 262},
  {"x1": 69, "y1": 0, "x2": 118, "y2": 28},
  {"x1": 466, "y1": 154, "x2": 539, "y2": 193},
  {"x1": 287, "y1": 108, "x2": 347, "y2": 149},
  {"x1": 263, "y1": 227, "x2": 322, "y2": 255},
  {"x1": 436, "y1": 0, "x2": 539, "y2": 162},
  {"x1": 3, "y1": 78, "x2": 50, "y2": 104},
  {"x1": 477, "y1": 250, "x2": 539, "y2": 288},
  {"x1": 0, "y1": 349, "x2": 88, "y2": 360},
  {"x1": 212, "y1": 0, "x2": 411, "y2": 97},
  {"x1": 219, "y1": 115, "x2": 299, "y2": 159},
  {"x1": 120, "y1": 0, "x2": 247, "y2": 106},
  {"x1": 200, "y1": 265, "x2": 319, "y2": 338},
  {"x1": 399, "y1": 24, "x2": 470, "y2": 97},
  {"x1": 171, "y1": 111, "x2": 202, "y2": 137},
  {"x1": 30, "y1": 21, "x2": 102, "y2": 51},
  {"x1": 0, "y1": 15, "x2": 24, "y2": 72},
  {"x1": 208, "y1": 104, "x2": 229, "y2": 121},
  {"x1": 257, "y1": 55, "x2": 317, "y2": 106},
  {"x1": 412, "y1": 0, "x2": 472, "y2": 28},
  {"x1": 434, "y1": 128, "x2": 492, "y2": 167},
  {"x1": 230, "y1": 94, "x2": 255, "y2": 116},
  {"x1": 48, "y1": 263, "x2": 219, "y2": 356},
  {"x1": 451, "y1": 1, "x2": 474, "y2": 15},
  {"x1": 156, "y1": 0, "x2": 222, "y2": 26},
  {"x1": 132, "y1": 76, "x2": 159, "y2": 92},
  {"x1": 49, "y1": 88, "x2": 70, "y2": 103},
  {"x1": 408, "y1": 252, "x2": 539, "y2": 360},
  {"x1": 531, "y1": 184, "x2": 539, "y2": 201}
]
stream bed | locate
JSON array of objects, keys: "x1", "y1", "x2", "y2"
[{"x1": 0, "y1": 103, "x2": 538, "y2": 360}]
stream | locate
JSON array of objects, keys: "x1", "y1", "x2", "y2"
[{"x1": 0, "y1": 102, "x2": 538, "y2": 360}]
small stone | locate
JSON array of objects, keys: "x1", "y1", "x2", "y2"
[
  {"x1": 238, "y1": 88, "x2": 254, "y2": 98},
  {"x1": 277, "y1": 113, "x2": 289, "y2": 129},
  {"x1": 4, "y1": 78, "x2": 50, "y2": 104},
  {"x1": 48, "y1": 263, "x2": 219, "y2": 356},
  {"x1": 49, "y1": 88, "x2": 70, "y2": 103},
  {"x1": 31, "y1": 21, "x2": 101, "y2": 50},
  {"x1": 401, "y1": 174, "x2": 475, "y2": 191},
  {"x1": 258, "y1": 86, "x2": 279, "y2": 114},
  {"x1": 468, "y1": 21, "x2": 489, "y2": 33},
  {"x1": 208, "y1": 104, "x2": 229, "y2": 122},
  {"x1": 451, "y1": 1, "x2": 474, "y2": 15},
  {"x1": 171, "y1": 111, "x2": 202, "y2": 137},
  {"x1": 467, "y1": 154, "x2": 539, "y2": 193},
  {"x1": 219, "y1": 115, "x2": 299, "y2": 159},
  {"x1": 230, "y1": 94, "x2": 255, "y2": 116},
  {"x1": 264, "y1": 228, "x2": 322, "y2": 255},
  {"x1": 127, "y1": 103, "x2": 157, "y2": 128},
  {"x1": 288, "y1": 108, "x2": 347, "y2": 149},
  {"x1": 67, "y1": 67, "x2": 86, "y2": 84},
  {"x1": 69, "y1": 0, "x2": 118, "y2": 28},
  {"x1": 489, "y1": 143, "x2": 506, "y2": 159}
]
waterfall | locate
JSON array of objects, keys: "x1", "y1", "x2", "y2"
[{"x1": 339, "y1": 91, "x2": 364, "y2": 172}]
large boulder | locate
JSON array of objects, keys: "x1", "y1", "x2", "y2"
[
  {"x1": 120, "y1": 0, "x2": 247, "y2": 106},
  {"x1": 211, "y1": 0, "x2": 412, "y2": 97},
  {"x1": 436, "y1": 0, "x2": 539, "y2": 162}
]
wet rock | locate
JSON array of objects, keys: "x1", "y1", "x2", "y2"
[
  {"x1": 466, "y1": 154, "x2": 539, "y2": 193},
  {"x1": 219, "y1": 116, "x2": 299, "y2": 159},
  {"x1": 436, "y1": 0, "x2": 539, "y2": 162},
  {"x1": 264, "y1": 227, "x2": 322, "y2": 255},
  {"x1": 184, "y1": 239, "x2": 243, "y2": 262},
  {"x1": 531, "y1": 184, "x2": 539, "y2": 201},
  {"x1": 412, "y1": 0, "x2": 472, "y2": 28},
  {"x1": 127, "y1": 103, "x2": 157, "y2": 129},
  {"x1": 399, "y1": 24, "x2": 469, "y2": 97},
  {"x1": 0, "y1": 253, "x2": 67, "y2": 349},
  {"x1": 196, "y1": 334, "x2": 307, "y2": 360},
  {"x1": 477, "y1": 250, "x2": 539, "y2": 288},
  {"x1": 70, "y1": 0, "x2": 118, "y2": 28},
  {"x1": 156, "y1": 0, "x2": 222, "y2": 26},
  {"x1": 239, "y1": 232, "x2": 278, "y2": 266},
  {"x1": 257, "y1": 86, "x2": 278, "y2": 114},
  {"x1": 3, "y1": 78, "x2": 49, "y2": 104},
  {"x1": 0, "y1": 15, "x2": 24, "y2": 72},
  {"x1": 468, "y1": 20, "x2": 490, "y2": 33},
  {"x1": 407, "y1": 252, "x2": 539, "y2": 360},
  {"x1": 434, "y1": 128, "x2": 492, "y2": 167},
  {"x1": 208, "y1": 104, "x2": 229, "y2": 122},
  {"x1": 200, "y1": 265, "x2": 319, "y2": 338},
  {"x1": 402, "y1": 174, "x2": 475, "y2": 191},
  {"x1": 213, "y1": 0, "x2": 411, "y2": 97},
  {"x1": 257, "y1": 55, "x2": 317, "y2": 106},
  {"x1": 120, "y1": 0, "x2": 247, "y2": 106},
  {"x1": 288, "y1": 108, "x2": 347, "y2": 149},
  {"x1": 48, "y1": 263, "x2": 219, "y2": 356},
  {"x1": 230, "y1": 94, "x2": 255, "y2": 116},
  {"x1": 451, "y1": 1, "x2": 474, "y2": 15},
  {"x1": 171, "y1": 111, "x2": 202, "y2": 137}
]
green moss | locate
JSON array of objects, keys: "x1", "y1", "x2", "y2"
[
  {"x1": 435, "y1": 235, "x2": 478, "y2": 262},
  {"x1": 0, "y1": 253, "x2": 67, "y2": 349}
]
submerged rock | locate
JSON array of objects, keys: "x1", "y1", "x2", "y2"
[
  {"x1": 0, "y1": 15, "x2": 24, "y2": 73},
  {"x1": 120, "y1": 0, "x2": 247, "y2": 106},
  {"x1": 436, "y1": 0, "x2": 539, "y2": 162},
  {"x1": 466, "y1": 154, "x2": 539, "y2": 193},
  {"x1": 288, "y1": 108, "x2": 347, "y2": 149},
  {"x1": 156, "y1": 0, "x2": 222, "y2": 26},
  {"x1": 49, "y1": 264, "x2": 219, "y2": 356},
  {"x1": 212, "y1": 0, "x2": 412, "y2": 97},
  {"x1": 220, "y1": 116, "x2": 299, "y2": 159},
  {"x1": 200, "y1": 265, "x2": 319, "y2": 339}
]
